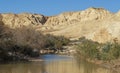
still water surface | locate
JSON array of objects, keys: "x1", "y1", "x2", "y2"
[{"x1": 0, "y1": 55, "x2": 117, "y2": 73}]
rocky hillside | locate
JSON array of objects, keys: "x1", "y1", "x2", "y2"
[
  {"x1": 0, "y1": 7, "x2": 120, "y2": 43},
  {"x1": 1, "y1": 13, "x2": 47, "y2": 28}
]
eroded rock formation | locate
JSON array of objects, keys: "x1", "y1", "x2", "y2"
[{"x1": 1, "y1": 7, "x2": 120, "y2": 43}]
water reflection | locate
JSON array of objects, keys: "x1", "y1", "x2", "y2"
[
  {"x1": 0, "y1": 62, "x2": 45, "y2": 73},
  {"x1": 75, "y1": 58, "x2": 116, "y2": 73},
  {"x1": 0, "y1": 55, "x2": 118, "y2": 73}
]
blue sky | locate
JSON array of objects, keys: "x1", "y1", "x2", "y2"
[{"x1": 0, "y1": 0, "x2": 119, "y2": 16}]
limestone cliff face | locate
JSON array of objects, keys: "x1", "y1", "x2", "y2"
[
  {"x1": 43, "y1": 7, "x2": 115, "y2": 43},
  {"x1": 1, "y1": 13, "x2": 47, "y2": 28},
  {"x1": 45, "y1": 7, "x2": 112, "y2": 26},
  {"x1": 1, "y1": 7, "x2": 120, "y2": 43}
]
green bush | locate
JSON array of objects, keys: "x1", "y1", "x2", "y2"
[
  {"x1": 76, "y1": 38, "x2": 100, "y2": 59},
  {"x1": 100, "y1": 42, "x2": 120, "y2": 61},
  {"x1": 45, "y1": 34, "x2": 69, "y2": 50},
  {"x1": 0, "y1": 24, "x2": 70, "y2": 61},
  {"x1": 76, "y1": 37, "x2": 120, "y2": 61}
]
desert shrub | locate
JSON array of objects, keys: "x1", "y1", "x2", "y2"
[
  {"x1": 100, "y1": 42, "x2": 120, "y2": 61},
  {"x1": 12, "y1": 26, "x2": 46, "y2": 49},
  {"x1": 76, "y1": 38, "x2": 100, "y2": 59},
  {"x1": 19, "y1": 45, "x2": 39, "y2": 57},
  {"x1": 76, "y1": 37, "x2": 120, "y2": 61},
  {"x1": 0, "y1": 24, "x2": 70, "y2": 61},
  {"x1": 45, "y1": 34, "x2": 69, "y2": 50}
]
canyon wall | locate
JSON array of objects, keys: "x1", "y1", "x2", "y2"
[{"x1": 1, "y1": 7, "x2": 120, "y2": 43}]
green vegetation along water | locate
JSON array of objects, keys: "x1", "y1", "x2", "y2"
[
  {"x1": 0, "y1": 55, "x2": 117, "y2": 73},
  {"x1": 0, "y1": 24, "x2": 69, "y2": 62}
]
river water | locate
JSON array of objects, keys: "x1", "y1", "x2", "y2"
[{"x1": 0, "y1": 55, "x2": 117, "y2": 73}]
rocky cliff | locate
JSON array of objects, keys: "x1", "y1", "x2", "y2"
[
  {"x1": 1, "y1": 13, "x2": 47, "y2": 28},
  {"x1": 0, "y1": 7, "x2": 120, "y2": 43}
]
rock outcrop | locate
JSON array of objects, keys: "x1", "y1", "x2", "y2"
[
  {"x1": 45, "y1": 7, "x2": 112, "y2": 26},
  {"x1": 1, "y1": 7, "x2": 120, "y2": 43},
  {"x1": 1, "y1": 13, "x2": 47, "y2": 28}
]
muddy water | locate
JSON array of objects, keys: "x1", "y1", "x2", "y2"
[{"x1": 0, "y1": 55, "x2": 117, "y2": 73}]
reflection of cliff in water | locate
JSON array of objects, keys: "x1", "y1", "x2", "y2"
[
  {"x1": 0, "y1": 61, "x2": 46, "y2": 73},
  {"x1": 0, "y1": 55, "x2": 118, "y2": 73},
  {"x1": 75, "y1": 56, "x2": 117, "y2": 73}
]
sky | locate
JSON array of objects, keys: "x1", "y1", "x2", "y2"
[{"x1": 0, "y1": 0, "x2": 119, "y2": 16}]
